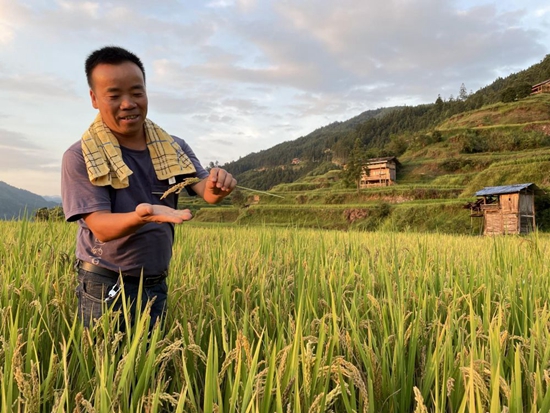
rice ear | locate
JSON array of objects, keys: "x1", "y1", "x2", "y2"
[{"x1": 160, "y1": 177, "x2": 202, "y2": 199}]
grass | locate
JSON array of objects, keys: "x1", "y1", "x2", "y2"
[
  {"x1": 2, "y1": 220, "x2": 550, "y2": 412},
  {"x1": 460, "y1": 161, "x2": 550, "y2": 196}
]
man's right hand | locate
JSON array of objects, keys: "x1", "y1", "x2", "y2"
[
  {"x1": 83, "y1": 204, "x2": 193, "y2": 242},
  {"x1": 135, "y1": 203, "x2": 192, "y2": 224}
]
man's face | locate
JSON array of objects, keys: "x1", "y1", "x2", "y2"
[{"x1": 89, "y1": 61, "x2": 148, "y2": 145}]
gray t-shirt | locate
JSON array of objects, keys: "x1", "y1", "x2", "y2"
[{"x1": 61, "y1": 136, "x2": 208, "y2": 277}]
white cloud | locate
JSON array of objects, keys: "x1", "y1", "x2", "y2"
[
  {"x1": 57, "y1": 1, "x2": 100, "y2": 17},
  {"x1": 0, "y1": 0, "x2": 29, "y2": 44},
  {"x1": 0, "y1": 22, "x2": 14, "y2": 44},
  {"x1": 236, "y1": 0, "x2": 256, "y2": 12},
  {"x1": 535, "y1": 6, "x2": 550, "y2": 17},
  {"x1": 206, "y1": 0, "x2": 234, "y2": 8}
]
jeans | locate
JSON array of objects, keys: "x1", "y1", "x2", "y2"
[{"x1": 76, "y1": 268, "x2": 168, "y2": 331}]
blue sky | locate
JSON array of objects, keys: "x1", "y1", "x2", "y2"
[{"x1": 1, "y1": 0, "x2": 549, "y2": 196}]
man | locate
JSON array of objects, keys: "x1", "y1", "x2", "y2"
[{"x1": 61, "y1": 46, "x2": 236, "y2": 329}]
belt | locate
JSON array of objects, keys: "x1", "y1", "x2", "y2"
[{"x1": 77, "y1": 260, "x2": 167, "y2": 287}]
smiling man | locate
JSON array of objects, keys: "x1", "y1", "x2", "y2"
[
  {"x1": 61, "y1": 46, "x2": 237, "y2": 330},
  {"x1": 90, "y1": 61, "x2": 148, "y2": 150}
]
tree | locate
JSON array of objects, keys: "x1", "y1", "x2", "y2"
[
  {"x1": 34, "y1": 206, "x2": 64, "y2": 221},
  {"x1": 500, "y1": 86, "x2": 516, "y2": 103},
  {"x1": 515, "y1": 81, "x2": 532, "y2": 99},
  {"x1": 459, "y1": 83, "x2": 469, "y2": 101},
  {"x1": 385, "y1": 134, "x2": 408, "y2": 156},
  {"x1": 341, "y1": 138, "x2": 365, "y2": 191},
  {"x1": 207, "y1": 160, "x2": 220, "y2": 171},
  {"x1": 230, "y1": 189, "x2": 247, "y2": 208}
]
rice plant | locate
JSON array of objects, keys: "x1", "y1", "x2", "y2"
[{"x1": 1, "y1": 220, "x2": 549, "y2": 412}]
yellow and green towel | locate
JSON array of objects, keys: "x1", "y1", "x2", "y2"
[{"x1": 81, "y1": 114, "x2": 196, "y2": 188}]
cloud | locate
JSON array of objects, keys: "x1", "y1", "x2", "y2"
[
  {"x1": 0, "y1": 21, "x2": 14, "y2": 44},
  {"x1": 535, "y1": 6, "x2": 550, "y2": 17},
  {"x1": 57, "y1": 1, "x2": 100, "y2": 17},
  {"x1": 0, "y1": 72, "x2": 79, "y2": 99},
  {"x1": 23, "y1": 1, "x2": 216, "y2": 49},
  {"x1": 210, "y1": 138, "x2": 234, "y2": 146},
  {"x1": 0, "y1": 128, "x2": 59, "y2": 170},
  {"x1": 191, "y1": 113, "x2": 235, "y2": 124},
  {"x1": 148, "y1": 90, "x2": 214, "y2": 115},
  {"x1": 222, "y1": 97, "x2": 268, "y2": 113},
  {"x1": 0, "y1": 0, "x2": 30, "y2": 44},
  {"x1": 206, "y1": 0, "x2": 234, "y2": 8},
  {"x1": 236, "y1": 0, "x2": 257, "y2": 12},
  {"x1": 180, "y1": 0, "x2": 543, "y2": 102},
  {"x1": 0, "y1": 128, "x2": 42, "y2": 150}
]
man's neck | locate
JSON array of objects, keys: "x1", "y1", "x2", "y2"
[{"x1": 114, "y1": 131, "x2": 147, "y2": 151}]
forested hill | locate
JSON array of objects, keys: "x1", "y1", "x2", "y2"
[
  {"x1": 222, "y1": 106, "x2": 398, "y2": 175},
  {"x1": 223, "y1": 54, "x2": 550, "y2": 190},
  {"x1": 0, "y1": 181, "x2": 58, "y2": 220}
]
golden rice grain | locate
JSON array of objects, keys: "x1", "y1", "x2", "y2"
[{"x1": 160, "y1": 178, "x2": 202, "y2": 199}]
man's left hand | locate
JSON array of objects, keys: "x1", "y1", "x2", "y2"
[{"x1": 193, "y1": 168, "x2": 237, "y2": 204}]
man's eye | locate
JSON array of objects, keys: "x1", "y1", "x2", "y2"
[
  {"x1": 133, "y1": 93, "x2": 143, "y2": 97},
  {"x1": 109, "y1": 96, "x2": 119, "y2": 100}
]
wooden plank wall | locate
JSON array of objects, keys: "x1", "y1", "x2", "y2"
[
  {"x1": 484, "y1": 211, "x2": 503, "y2": 235},
  {"x1": 500, "y1": 193, "x2": 519, "y2": 214}
]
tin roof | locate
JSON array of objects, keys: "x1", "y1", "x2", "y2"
[{"x1": 475, "y1": 183, "x2": 536, "y2": 196}]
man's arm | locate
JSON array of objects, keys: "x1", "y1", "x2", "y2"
[
  {"x1": 83, "y1": 203, "x2": 192, "y2": 242},
  {"x1": 191, "y1": 167, "x2": 237, "y2": 204}
]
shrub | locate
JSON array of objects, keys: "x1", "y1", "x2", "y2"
[{"x1": 325, "y1": 193, "x2": 346, "y2": 204}]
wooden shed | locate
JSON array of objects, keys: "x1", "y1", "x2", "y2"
[
  {"x1": 359, "y1": 157, "x2": 399, "y2": 188},
  {"x1": 473, "y1": 183, "x2": 538, "y2": 235},
  {"x1": 531, "y1": 79, "x2": 550, "y2": 94}
]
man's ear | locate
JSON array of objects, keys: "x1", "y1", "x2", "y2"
[{"x1": 90, "y1": 89, "x2": 99, "y2": 109}]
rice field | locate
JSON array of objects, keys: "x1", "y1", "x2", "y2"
[{"x1": 1, "y1": 220, "x2": 550, "y2": 412}]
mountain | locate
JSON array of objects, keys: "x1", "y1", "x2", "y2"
[
  {"x1": 43, "y1": 195, "x2": 62, "y2": 203},
  {"x1": 0, "y1": 181, "x2": 59, "y2": 220},
  {"x1": 223, "y1": 54, "x2": 550, "y2": 190},
  {"x1": 224, "y1": 107, "x2": 399, "y2": 169}
]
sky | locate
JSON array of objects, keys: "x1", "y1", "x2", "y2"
[{"x1": 1, "y1": 0, "x2": 550, "y2": 196}]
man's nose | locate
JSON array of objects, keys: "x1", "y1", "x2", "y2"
[{"x1": 120, "y1": 96, "x2": 136, "y2": 109}]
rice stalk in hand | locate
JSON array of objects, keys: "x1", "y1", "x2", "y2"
[{"x1": 161, "y1": 178, "x2": 202, "y2": 199}]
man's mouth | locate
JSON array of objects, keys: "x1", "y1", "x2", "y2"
[{"x1": 120, "y1": 115, "x2": 139, "y2": 121}]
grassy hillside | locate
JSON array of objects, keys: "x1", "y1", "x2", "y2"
[
  {"x1": 190, "y1": 91, "x2": 550, "y2": 233},
  {"x1": 399, "y1": 93, "x2": 550, "y2": 190}
]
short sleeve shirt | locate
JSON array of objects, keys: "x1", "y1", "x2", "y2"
[{"x1": 61, "y1": 135, "x2": 208, "y2": 276}]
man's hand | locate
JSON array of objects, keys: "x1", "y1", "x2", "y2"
[
  {"x1": 136, "y1": 203, "x2": 193, "y2": 224},
  {"x1": 83, "y1": 204, "x2": 193, "y2": 242},
  {"x1": 192, "y1": 168, "x2": 237, "y2": 204}
]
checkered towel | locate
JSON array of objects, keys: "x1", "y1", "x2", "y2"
[{"x1": 81, "y1": 114, "x2": 196, "y2": 188}]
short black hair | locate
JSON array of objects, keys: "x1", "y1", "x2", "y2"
[{"x1": 85, "y1": 46, "x2": 146, "y2": 88}]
